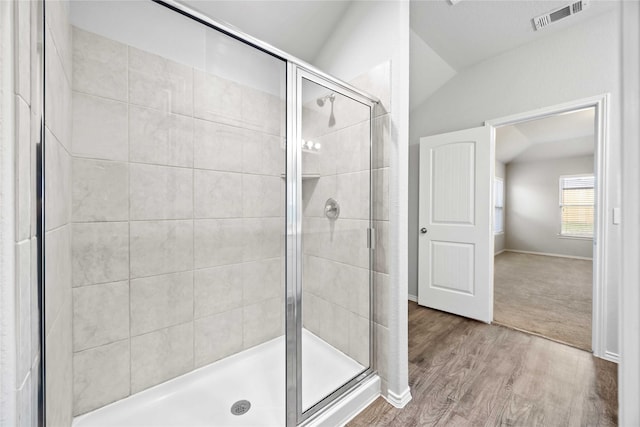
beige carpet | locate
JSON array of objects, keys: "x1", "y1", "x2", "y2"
[{"x1": 494, "y1": 251, "x2": 592, "y2": 351}]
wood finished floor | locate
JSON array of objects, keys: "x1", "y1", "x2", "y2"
[
  {"x1": 494, "y1": 252, "x2": 592, "y2": 351},
  {"x1": 349, "y1": 302, "x2": 617, "y2": 427}
]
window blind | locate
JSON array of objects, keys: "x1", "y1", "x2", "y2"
[{"x1": 559, "y1": 175, "x2": 594, "y2": 237}]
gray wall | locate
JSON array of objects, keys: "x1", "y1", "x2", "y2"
[
  {"x1": 505, "y1": 155, "x2": 594, "y2": 258},
  {"x1": 494, "y1": 160, "x2": 506, "y2": 254},
  {"x1": 408, "y1": 9, "x2": 621, "y2": 356}
]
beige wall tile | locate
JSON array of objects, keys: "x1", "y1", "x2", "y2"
[
  {"x1": 194, "y1": 219, "x2": 244, "y2": 268},
  {"x1": 130, "y1": 271, "x2": 193, "y2": 336},
  {"x1": 373, "y1": 272, "x2": 389, "y2": 328},
  {"x1": 242, "y1": 132, "x2": 284, "y2": 176},
  {"x1": 242, "y1": 258, "x2": 282, "y2": 305},
  {"x1": 45, "y1": 225, "x2": 71, "y2": 337},
  {"x1": 338, "y1": 263, "x2": 369, "y2": 317},
  {"x1": 194, "y1": 264, "x2": 243, "y2": 319},
  {"x1": 130, "y1": 220, "x2": 193, "y2": 278},
  {"x1": 45, "y1": 132, "x2": 71, "y2": 231},
  {"x1": 194, "y1": 170, "x2": 242, "y2": 219},
  {"x1": 45, "y1": 298, "x2": 73, "y2": 427},
  {"x1": 130, "y1": 105, "x2": 194, "y2": 168},
  {"x1": 242, "y1": 218, "x2": 283, "y2": 262},
  {"x1": 17, "y1": 372, "x2": 32, "y2": 427},
  {"x1": 372, "y1": 167, "x2": 389, "y2": 221},
  {"x1": 193, "y1": 119, "x2": 244, "y2": 172},
  {"x1": 45, "y1": 0, "x2": 72, "y2": 78},
  {"x1": 242, "y1": 174, "x2": 281, "y2": 218},
  {"x1": 372, "y1": 114, "x2": 390, "y2": 169},
  {"x1": 72, "y1": 92, "x2": 128, "y2": 161},
  {"x1": 131, "y1": 323, "x2": 194, "y2": 393},
  {"x1": 349, "y1": 313, "x2": 370, "y2": 367},
  {"x1": 129, "y1": 47, "x2": 193, "y2": 116},
  {"x1": 335, "y1": 171, "x2": 369, "y2": 220},
  {"x1": 374, "y1": 220, "x2": 389, "y2": 274},
  {"x1": 44, "y1": 25, "x2": 72, "y2": 151},
  {"x1": 130, "y1": 164, "x2": 193, "y2": 220},
  {"x1": 72, "y1": 27, "x2": 127, "y2": 101},
  {"x1": 72, "y1": 158, "x2": 129, "y2": 222},
  {"x1": 193, "y1": 69, "x2": 241, "y2": 125},
  {"x1": 73, "y1": 281, "x2": 129, "y2": 351},
  {"x1": 73, "y1": 340, "x2": 130, "y2": 415},
  {"x1": 243, "y1": 297, "x2": 281, "y2": 349},
  {"x1": 194, "y1": 309, "x2": 243, "y2": 368},
  {"x1": 72, "y1": 222, "x2": 129, "y2": 287},
  {"x1": 336, "y1": 121, "x2": 370, "y2": 174}
]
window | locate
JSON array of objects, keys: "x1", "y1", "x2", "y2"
[
  {"x1": 559, "y1": 174, "x2": 594, "y2": 238},
  {"x1": 494, "y1": 177, "x2": 504, "y2": 234}
]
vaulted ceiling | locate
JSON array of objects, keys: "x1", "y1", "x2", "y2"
[
  {"x1": 180, "y1": 0, "x2": 617, "y2": 112},
  {"x1": 496, "y1": 108, "x2": 595, "y2": 164}
]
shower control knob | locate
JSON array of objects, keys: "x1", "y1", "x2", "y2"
[{"x1": 420, "y1": 228, "x2": 428, "y2": 234}]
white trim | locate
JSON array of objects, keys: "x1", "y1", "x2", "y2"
[
  {"x1": 304, "y1": 375, "x2": 380, "y2": 427},
  {"x1": 504, "y1": 249, "x2": 592, "y2": 261},
  {"x1": 407, "y1": 294, "x2": 418, "y2": 303},
  {"x1": 383, "y1": 386, "x2": 412, "y2": 409},
  {"x1": 486, "y1": 94, "x2": 610, "y2": 361},
  {"x1": 603, "y1": 351, "x2": 620, "y2": 364},
  {"x1": 620, "y1": 1, "x2": 640, "y2": 424},
  {"x1": 494, "y1": 249, "x2": 505, "y2": 256}
]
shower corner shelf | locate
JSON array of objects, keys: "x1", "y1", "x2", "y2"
[{"x1": 280, "y1": 173, "x2": 320, "y2": 180}]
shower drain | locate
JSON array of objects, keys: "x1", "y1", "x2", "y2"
[{"x1": 230, "y1": 400, "x2": 251, "y2": 416}]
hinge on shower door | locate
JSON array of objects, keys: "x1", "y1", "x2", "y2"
[{"x1": 367, "y1": 228, "x2": 376, "y2": 249}]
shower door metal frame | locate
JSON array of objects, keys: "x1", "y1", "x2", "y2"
[
  {"x1": 38, "y1": 1, "x2": 381, "y2": 425},
  {"x1": 287, "y1": 66, "x2": 378, "y2": 426}
]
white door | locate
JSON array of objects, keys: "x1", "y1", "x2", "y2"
[{"x1": 417, "y1": 126, "x2": 493, "y2": 323}]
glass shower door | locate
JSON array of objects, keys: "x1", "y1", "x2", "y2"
[{"x1": 290, "y1": 70, "x2": 374, "y2": 422}]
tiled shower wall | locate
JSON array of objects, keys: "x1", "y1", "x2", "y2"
[
  {"x1": 69, "y1": 28, "x2": 285, "y2": 416},
  {"x1": 301, "y1": 62, "x2": 391, "y2": 369},
  {"x1": 44, "y1": 1, "x2": 75, "y2": 425}
]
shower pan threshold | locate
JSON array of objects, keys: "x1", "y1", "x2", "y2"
[{"x1": 73, "y1": 329, "x2": 366, "y2": 427}]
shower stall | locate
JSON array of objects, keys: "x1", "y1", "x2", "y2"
[{"x1": 42, "y1": 1, "x2": 380, "y2": 425}]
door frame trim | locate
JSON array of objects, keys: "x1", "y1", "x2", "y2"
[{"x1": 485, "y1": 93, "x2": 612, "y2": 361}]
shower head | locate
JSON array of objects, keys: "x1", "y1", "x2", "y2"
[
  {"x1": 317, "y1": 93, "x2": 337, "y2": 127},
  {"x1": 316, "y1": 93, "x2": 335, "y2": 107}
]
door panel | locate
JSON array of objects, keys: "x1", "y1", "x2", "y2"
[{"x1": 418, "y1": 126, "x2": 492, "y2": 323}]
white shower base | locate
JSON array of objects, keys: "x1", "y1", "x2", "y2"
[{"x1": 73, "y1": 329, "x2": 366, "y2": 427}]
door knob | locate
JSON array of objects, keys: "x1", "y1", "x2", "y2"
[{"x1": 420, "y1": 228, "x2": 427, "y2": 234}]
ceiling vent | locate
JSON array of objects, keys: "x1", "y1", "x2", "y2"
[{"x1": 533, "y1": 0, "x2": 589, "y2": 31}]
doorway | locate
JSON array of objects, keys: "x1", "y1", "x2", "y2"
[
  {"x1": 416, "y1": 94, "x2": 610, "y2": 360},
  {"x1": 492, "y1": 107, "x2": 596, "y2": 351},
  {"x1": 487, "y1": 94, "x2": 611, "y2": 359}
]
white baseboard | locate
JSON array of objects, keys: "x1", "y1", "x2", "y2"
[
  {"x1": 408, "y1": 294, "x2": 418, "y2": 302},
  {"x1": 494, "y1": 249, "x2": 505, "y2": 256},
  {"x1": 383, "y1": 386, "x2": 412, "y2": 409},
  {"x1": 602, "y1": 351, "x2": 620, "y2": 364},
  {"x1": 305, "y1": 375, "x2": 380, "y2": 427},
  {"x1": 504, "y1": 249, "x2": 592, "y2": 261}
]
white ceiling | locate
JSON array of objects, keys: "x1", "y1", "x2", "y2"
[
  {"x1": 496, "y1": 108, "x2": 595, "y2": 164},
  {"x1": 179, "y1": 1, "x2": 351, "y2": 64},
  {"x1": 410, "y1": 0, "x2": 618, "y2": 72},
  {"x1": 178, "y1": 1, "x2": 616, "y2": 113}
]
